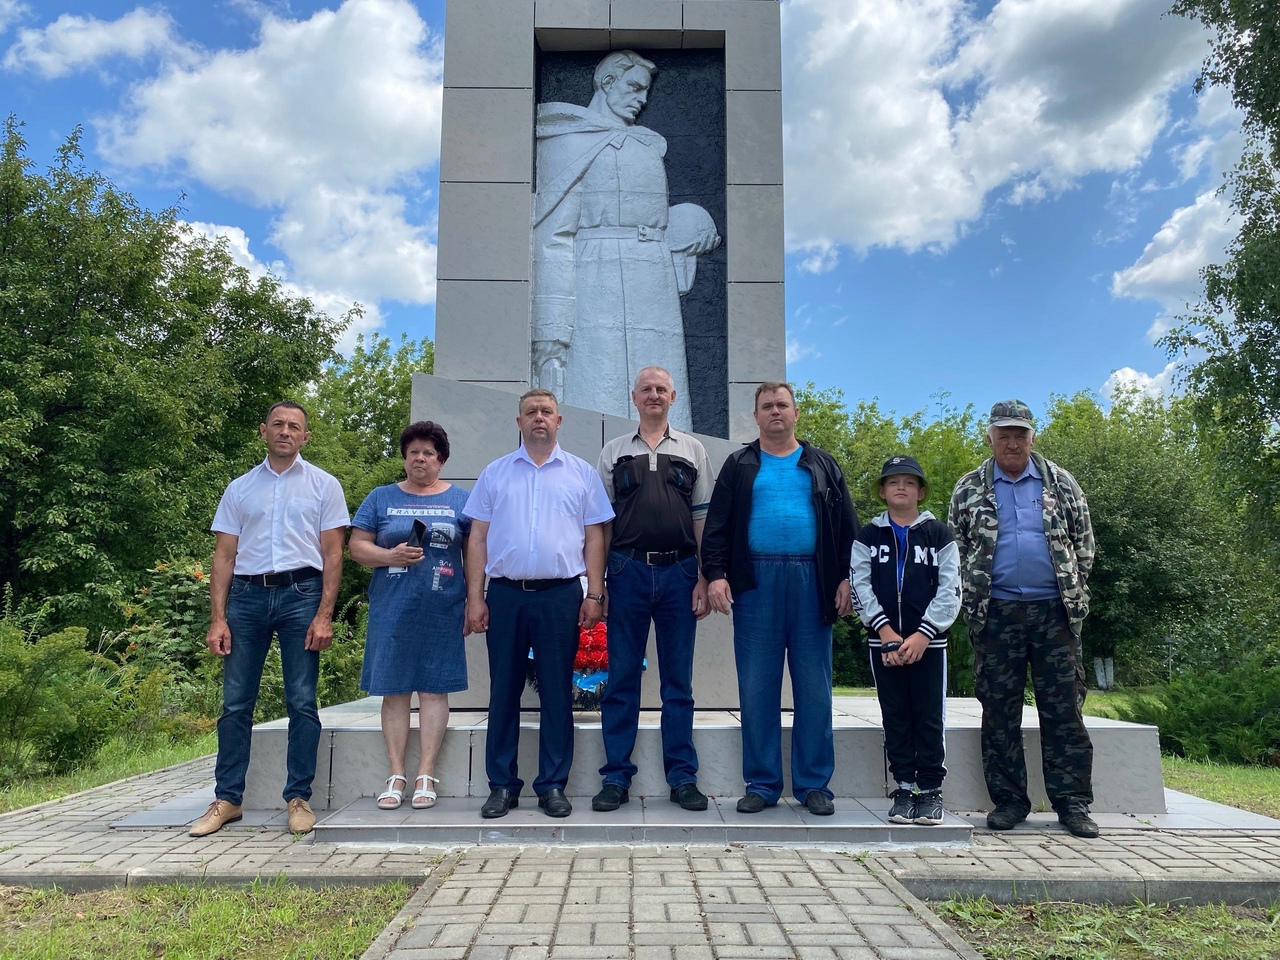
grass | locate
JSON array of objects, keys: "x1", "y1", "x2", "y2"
[
  {"x1": 934, "y1": 897, "x2": 1280, "y2": 960},
  {"x1": 0, "y1": 731, "x2": 217, "y2": 815},
  {"x1": 0, "y1": 877, "x2": 410, "y2": 960},
  {"x1": 1161, "y1": 756, "x2": 1280, "y2": 820}
]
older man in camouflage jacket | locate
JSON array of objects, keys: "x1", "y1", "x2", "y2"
[{"x1": 948, "y1": 400, "x2": 1098, "y2": 838}]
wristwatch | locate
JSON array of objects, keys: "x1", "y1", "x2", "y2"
[{"x1": 585, "y1": 593, "x2": 605, "y2": 603}]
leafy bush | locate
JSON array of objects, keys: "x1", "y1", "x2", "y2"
[{"x1": 1118, "y1": 657, "x2": 1280, "y2": 765}]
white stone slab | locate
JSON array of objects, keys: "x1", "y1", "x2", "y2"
[
  {"x1": 535, "y1": 0, "x2": 609, "y2": 29},
  {"x1": 727, "y1": 282, "x2": 785, "y2": 382},
  {"x1": 726, "y1": 90, "x2": 782, "y2": 184},
  {"x1": 439, "y1": 88, "x2": 534, "y2": 184},
  {"x1": 444, "y1": 0, "x2": 535, "y2": 89},
  {"x1": 726, "y1": 183, "x2": 784, "y2": 282},
  {"x1": 434, "y1": 280, "x2": 531, "y2": 383},
  {"x1": 683, "y1": 0, "x2": 781, "y2": 91},
  {"x1": 436, "y1": 181, "x2": 533, "y2": 282}
]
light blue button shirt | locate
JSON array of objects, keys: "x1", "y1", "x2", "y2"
[
  {"x1": 464, "y1": 443, "x2": 615, "y2": 580},
  {"x1": 990, "y1": 459, "x2": 1060, "y2": 601}
]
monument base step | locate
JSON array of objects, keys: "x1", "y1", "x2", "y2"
[
  {"x1": 242, "y1": 695, "x2": 1167, "y2": 816},
  {"x1": 310, "y1": 794, "x2": 973, "y2": 845}
]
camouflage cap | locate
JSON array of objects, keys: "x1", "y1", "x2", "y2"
[{"x1": 989, "y1": 399, "x2": 1035, "y2": 430}]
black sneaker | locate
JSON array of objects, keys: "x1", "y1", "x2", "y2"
[
  {"x1": 1059, "y1": 809, "x2": 1099, "y2": 838},
  {"x1": 913, "y1": 790, "x2": 944, "y2": 825},
  {"x1": 736, "y1": 792, "x2": 768, "y2": 814},
  {"x1": 804, "y1": 792, "x2": 835, "y2": 816},
  {"x1": 986, "y1": 804, "x2": 1029, "y2": 831},
  {"x1": 888, "y1": 788, "x2": 916, "y2": 824},
  {"x1": 591, "y1": 783, "x2": 629, "y2": 812},
  {"x1": 669, "y1": 782, "x2": 708, "y2": 811}
]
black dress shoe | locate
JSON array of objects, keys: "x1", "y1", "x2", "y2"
[
  {"x1": 736, "y1": 792, "x2": 769, "y2": 814},
  {"x1": 480, "y1": 788, "x2": 518, "y2": 819},
  {"x1": 537, "y1": 788, "x2": 573, "y2": 818}
]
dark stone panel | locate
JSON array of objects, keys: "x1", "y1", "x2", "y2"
[{"x1": 537, "y1": 47, "x2": 728, "y2": 437}]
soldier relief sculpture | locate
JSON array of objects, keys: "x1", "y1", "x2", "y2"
[{"x1": 532, "y1": 51, "x2": 722, "y2": 431}]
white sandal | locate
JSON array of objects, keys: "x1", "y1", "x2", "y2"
[
  {"x1": 377, "y1": 774, "x2": 408, "y2": 810},
  {"x1": 412, "y1": 774, "x2": 439, "y2": 809}
]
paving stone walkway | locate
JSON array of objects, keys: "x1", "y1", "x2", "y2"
[{"x1": 2, "y1": 757, "x2": 1279, "y2": 959}]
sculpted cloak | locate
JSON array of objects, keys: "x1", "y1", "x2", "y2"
[{"x1": 532, "y1": 102, "x2": 694, "y2": 430}]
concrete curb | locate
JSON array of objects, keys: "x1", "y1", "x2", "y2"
[
  {"x1": 899, "y1": 875, "x2": 1280, "y2": 907},
  {"x1": 358, "y1": 853, "x2": 460, "y2": 960},
  {"x1": 0, "y1": 754, "x2": 214, "y2": 821},
  {"x1": 868, "y1": 862, "x2": 987, "y2": 960}
]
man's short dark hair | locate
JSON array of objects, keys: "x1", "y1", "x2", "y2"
[
  {"x1": 753, "y1": 381, "x2": 796, "y2": 410},
  {"x1": 519, "y1": 388, "x2": 559, "y2": 411},
  {"x1": 265, "y1": 400, "x2": 308, "y2": 427},
  {"x1": 400, "y1": 420, "x2": 450, "y2": 463}
]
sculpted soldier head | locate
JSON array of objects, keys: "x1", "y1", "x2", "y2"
[{"x1": 591, "y1": 50, "x2": 657, "y2": 124}]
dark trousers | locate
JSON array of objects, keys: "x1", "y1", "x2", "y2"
[
  {"x1": 599, "y1": 551, "x2": 699, "y2": 790},
  {"x1": 870, "y1": 646, "x2": 947, "y2": 791},
  {"x1": 973, "y1": 598, "x2": 1093, "y2": 813},
  {"x1": 485, "y1": 578, "x2": 582, "y2": 795}
]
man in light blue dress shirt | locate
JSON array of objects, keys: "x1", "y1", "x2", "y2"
[{"x1": 464, "y1": 389, "x2": 614, "y2": 819}]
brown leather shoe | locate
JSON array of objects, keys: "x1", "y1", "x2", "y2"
[
  {"x1": 287, "y1": 797, "x2": 316, "y2": 833},
  {"x1": 189, "y1": 799, "x2": 243, "y2": 837}
]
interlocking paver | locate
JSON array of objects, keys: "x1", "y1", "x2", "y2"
[{"x1": 5, "y1": 758, "x2": 1280, "y2": 958}]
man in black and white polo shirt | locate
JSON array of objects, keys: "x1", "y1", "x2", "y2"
[{"x1": 592, "y1": 366, "x2": 715, "y2": 813}]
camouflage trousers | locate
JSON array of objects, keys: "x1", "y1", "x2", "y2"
[{"x1": 972, "y1": 598, "x2": 1093, "y2": 813}]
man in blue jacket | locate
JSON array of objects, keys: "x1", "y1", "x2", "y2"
[{"x1": 702, "y1": 382, "x2": 858, "y2": 815}]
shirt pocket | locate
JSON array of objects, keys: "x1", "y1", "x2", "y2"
[
  {"x1": 556, "y1": 486, "x2": 585, "y2": 518},
  {"x1": 665, "y1": 459, "x2": 696, "y2": 502},
  {"x1": 612, "y1": 456, "x2": 647, "y2": 499},
  {"x1": 285, "y1": 497, "x2": 320, "y2": 528}
]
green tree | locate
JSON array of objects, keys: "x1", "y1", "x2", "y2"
[
  {"x1": 1035, "y1": 389, "x2": 1265, "y2": 679},
  {"x1": 0, "y1": 120, "x2": 347, "y2": 621},
  {"x1": 302, "y1": 331, "x2": 435, "y2": 511},
  {"x1": 1164, "y1": 1, "x2": 1280, "y2": 558}
]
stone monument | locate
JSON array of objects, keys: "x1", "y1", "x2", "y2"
[{"x1": 413, "y1": 0, "x2": 787, "y2": 708}]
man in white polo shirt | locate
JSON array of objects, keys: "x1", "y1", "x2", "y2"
[
  {"x1": 464, "y1": 389, "x2": 614, "y2": 819},
  {"x1": 190, "y1": 400, "x2": 349, "y2": 837}
]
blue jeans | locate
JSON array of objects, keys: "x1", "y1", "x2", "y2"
[
  {"x1": 599, "y1": 551, "x2": 699, "y2": 790},
  {"x1": 215, "y1": 577, "x2": 322, "y2": 805},
  {"x1": 732, "y1": 556, "x2": 834, "y2": 804}
]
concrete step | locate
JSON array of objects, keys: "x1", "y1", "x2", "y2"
[
  {"x1": 311, "y1": 794, "x2": 974, "y2": 845},
  {"x1": 243, "y1": 695, "x2": 1166, "y2": 816}
]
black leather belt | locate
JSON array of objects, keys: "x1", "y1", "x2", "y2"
[
  {"x1": 614, "y1": 547, "x2": 696, "y2": 566},
  {"x1": 491, "y1": 576, "x2": 578, "y2": 592},
  {"x1": 235, "y1": 567, "x2": 322, "y2": 587}
]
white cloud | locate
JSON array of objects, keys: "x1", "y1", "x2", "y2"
[
  {"x1": 1102, "y1": 362, "x2": 1178, "y2": 400},
  {"x1": 1111, "y1": 187, "x2": 1235, "y2": 338},
  {"x1": 99, "y1": 0, "x2": 443, "y2": 308},
  {"x1": 0, "y1": 1, "x2": 28, "y2": 37},
  {"x1": 3, "y1": 7, "x2": 189, "y2": 78},
  {"x1": 782, "y1": 0, "x2": 1207, "y2": 256},
  {"x1": 183, "y1": 219, "x2": 383, "y2": 348},
  {"x1": 786, "y1": 336, "x2": 821, "y2": 364}
]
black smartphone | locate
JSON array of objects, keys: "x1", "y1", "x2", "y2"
[
  {"x1": 881, "y1": 640, "x2": 902, "y2": 654},
  {"x1": 406, "y1": 519, "x2": 427, "y2": 548}
]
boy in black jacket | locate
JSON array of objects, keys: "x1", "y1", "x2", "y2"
[{"x1": 851, "y1": 456, "x2": 961, "y2": 824}]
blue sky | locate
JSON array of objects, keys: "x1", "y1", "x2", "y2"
[{"x1": 0, "y1": 0, "x2": 1240, "y2": 424}]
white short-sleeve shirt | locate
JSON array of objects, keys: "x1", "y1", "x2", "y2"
[
  {"x1": 211, "y1": 456, "x2": 350, "y2": 576},
  {"x1": 464, "y1": 443, "x2": 614, "y2": 580}
]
